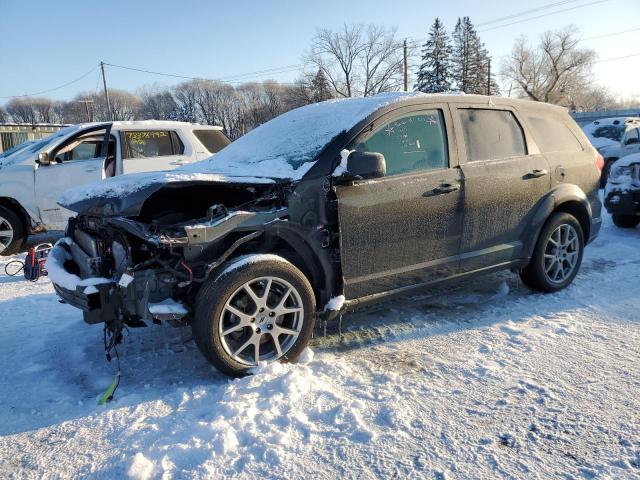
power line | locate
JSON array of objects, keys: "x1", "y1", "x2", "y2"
[
  {"x1": 478, "y1": 0, "x2": 610, "y2": 32},
  {"x1": 594, "y1": 52, "x2": 640, "y2": 63},
  {"x1": 405, "y1": 0, "x2": 613, "y2": 47},
  {"x1": 476, "y1": 0, "x2": 584, "y2": 26},
  {"x1": 103, "y1": 62, "x2": 304, "y2": 85},
  {"x1": 580, "y1": 27, "x2": 640, "y2": 42},
  {"x1": 0, "y1": 65, "x2": 99, "y2": 99}
]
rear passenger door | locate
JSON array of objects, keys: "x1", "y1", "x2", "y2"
[
  {"x1": 120, "y1": 130, "x2": 192, "y2": 174},
  {"x1": 335, "y1": 106, "x2": 464, "y2": 299},
  {"x1": 452, "y1": 105, "x2": 550, "y2": 272}
]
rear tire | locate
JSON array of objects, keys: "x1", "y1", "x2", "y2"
[
  {"x1": 193, "y1": 254, "x2": 316, "y2": 377},
  {"x1": 0, "y1": 206, "x2": 26, "y2": 256},
  {"x1": 520, "y1": 212, "x2": 584, "y2": 293},
  {"x1": 612, "y1": 214, "x2": 640, "y2": 229}
]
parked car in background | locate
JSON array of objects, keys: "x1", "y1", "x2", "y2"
[
  {"x1": 604, "y1": 153, "x2": 640, "y2": 228},
  {"x1": 0, "y1": 121, "x2": 229, "y2": 255},
  {"x1": 47, "y1": 93, "x2": 602, "y2": 376},
  {"x1": 581, "y1": 117, "x2": 640, "y2": 186}
]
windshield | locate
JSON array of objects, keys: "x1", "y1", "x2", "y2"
[
  {"x1": 592, "y1": 125, "x2": 625, "y2": 142},
  {"x1": 25, "y1": 125, "x2": 84, "y2": 154},
  {"x1": 179, "y1": 92, "x2": 424, "y2": 180}
]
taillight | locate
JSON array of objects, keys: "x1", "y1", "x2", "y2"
[{"x1": 595, "y1": 153, "x2": 605, "y2": 171}]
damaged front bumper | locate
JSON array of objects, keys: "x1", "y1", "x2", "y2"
[{"x1": 47, "y1": 238, "x2": 189, "y2": 326}]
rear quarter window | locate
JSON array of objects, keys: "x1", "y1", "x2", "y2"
[
  {"x1": 526, "y1": 115, "x2": 583, "y2": 153},
  {"x1": 122, "y1": 130, "x2": 184, "y2": 159},
  {"x1": 193, "y1": 129, "x2": 231, "y2": 153},
  {"x1": 459, "y1": 109, "x2": 526, "y2": 162}
]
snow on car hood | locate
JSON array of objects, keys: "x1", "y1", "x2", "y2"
[
  {"x1": 58, "y1": 171, "x2": 275, "y2": 216},
  {"x1": 604, "y1": 153, "x2": 640, "y2": 196},
  {"x1": 178, "y1": 92, "x2": 428, "y2": 180}
]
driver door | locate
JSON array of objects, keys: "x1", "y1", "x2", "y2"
[
  {"x1": 334, "y1": 105, "x2": 464, "y2": 299},
  {"x1": 34, "y1": 125, "x2": 111, "y2": 229}
]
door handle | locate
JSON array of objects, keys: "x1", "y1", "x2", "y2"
[
  {"x1": 526, "y1": 169, "x2": 548, "y2": 178},
  {"x1": 85, "y1": 167, "x2": 98, "y2": 172},
  {"x1": 424, "y1": 183, "x2": 460, "y2": 196},
  {"x1": 170, "y1": 160, "x2": 187, "y2": 165}
]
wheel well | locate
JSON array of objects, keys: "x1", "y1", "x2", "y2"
[
  {"x1": 228, "y1": 231, "x2": 333, "y2": 308},
  {"x1": 554, "y1": 200, "x2": 590, "y2": 239},
  {"x1": 0, "y1": 197, "x2": 30, "y2": 234}
]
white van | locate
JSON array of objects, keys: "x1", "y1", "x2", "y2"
[{"x1": 0, "y1": 121, "x2": 229, "y2": 254}]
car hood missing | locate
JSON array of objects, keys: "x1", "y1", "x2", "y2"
[{"x1": 58, "y1": 170, "x2": 278, "y2": 217}]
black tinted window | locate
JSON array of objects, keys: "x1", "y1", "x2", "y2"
[
  {"x1": 122, "y1": 130, "x2": 183, "y2": 159},
  {"x1": 460, "y1": 109, "x2": 526, "y2": 162},
  {"x1": 526, "y1": 115, "x2": 583, "y2": 153},
  {"x1": 193, "y1": 129, "x2": 230, "y2": 153},
  {"x1": 355, "y1": 110, "x2": 448, "y2": 176}
]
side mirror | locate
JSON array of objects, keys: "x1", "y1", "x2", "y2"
[
  {"x1": 37, "y1": 152, "x2": 51, "y2": 166},
  {"x1": 347, "y1": 151, "x2": 386, "y2": 180},
  {"x1": 625, "y1": 137, "x2": 639, "y2": 145}
]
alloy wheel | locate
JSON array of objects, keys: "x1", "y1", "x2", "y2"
[
  {"x1": 543, "y1": 223, "x2": 580, "y2": 284},
  {"x1": 218, "y1": 276, "x2": 304, "y2": 366},
  {"x1": 0, "y1": 215, "x2": 14, "y2": 253}
]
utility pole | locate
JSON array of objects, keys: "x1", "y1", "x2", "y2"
[
  {"x1": 403, "y1": 39, "x2": 408, "y2": 92},
  {"x1": 78, "y1": 99, "x2": 94, "y2": 122},
  {"x1": 100, "y1": 61, "x2": 114, "y2": 121},
  {"x1": 487, "y1": 58, "x2": 491, "y2": 96}
]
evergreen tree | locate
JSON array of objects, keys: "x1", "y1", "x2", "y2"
[
  {"x1": 414, "y1": 18, "x2": 453, "y2": 93},
  {"x1": 451, "y1": 17, "x2": 500, "y2": 95},
  {"x1": 309, "y1": 69, "x2": 333, "y2": 102}
]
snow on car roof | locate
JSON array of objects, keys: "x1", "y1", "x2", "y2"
[{"x1": 179, "y1": 92, "x2": 429, "y2": 180}]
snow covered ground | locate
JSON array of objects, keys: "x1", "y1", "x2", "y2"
[{"x1": 0, "y1": 212, "x2": 639, "y2": 479}]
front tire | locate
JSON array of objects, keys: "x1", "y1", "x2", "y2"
[
  {"x1": 193, "y1": 254, "x2": 316, "y2": 376},
  {"x1": 0, "y1": 206, "x2": 26, "y2": 256},
  {"x1": 520, "y1": 212, "x2": 585, "y2": 293},
  {"x1": 612, "y1": 214, "x2": 640, "y2": 229}
]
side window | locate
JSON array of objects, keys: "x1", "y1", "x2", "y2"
[
  {"x1": 354, "y1": 110, "x2": 448, "y2": 176},
  {"x1": 193, "y1": 129, "x2": 231, "y2": 153},
  {"x1": 122, "y1": 130, "x2": 184, "y2": 159},
  {"x1": 69, "y1": 142, "x2": 100, "y2": 160},
  {"x1": 625, "y1": 128, "x2": 640, "y2": 144},
  {"x1": 53, "y1": 132, "x2": 106, "y2": 163},
  {"x1": 459, "y1": 109, "x2": 526, "y2": 162},
  {"x1": 525, "y1": 114, "x2": 583, "y2": 153}
]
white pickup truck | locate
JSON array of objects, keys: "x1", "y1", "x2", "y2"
[{"x1": 0, "y1": 120, "x2": 230, "y2": 255}]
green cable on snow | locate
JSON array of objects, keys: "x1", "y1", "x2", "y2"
[{"x1": 98, "y1": 370, "x2": 121, "y2": 405}]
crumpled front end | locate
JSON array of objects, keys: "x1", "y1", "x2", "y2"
[{"x1": 48, "y1": 181, "x2": 289, "y2": 328}]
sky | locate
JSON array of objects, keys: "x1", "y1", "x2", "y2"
[{"x1": 0, "y1": 0, "x2": 638, "y2": 105}]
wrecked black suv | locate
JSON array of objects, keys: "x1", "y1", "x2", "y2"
[{"x1": 48, "y1": 93, "x2": 603, "y2": 376}]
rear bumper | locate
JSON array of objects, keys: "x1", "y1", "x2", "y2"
[{"x1": 604, "y1": 189, "x2": 640, "y2": 216}]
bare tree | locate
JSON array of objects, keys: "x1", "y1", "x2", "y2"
[
  {"x1": 0, "y1": 106, "x2": 7, "y2": 123},
  {"x1": 570, "y1": 85, "x2": 617, "y2": 111},
  {"x1": 309, "y1": 23, "x2": 403, "y2": 97},
  {"x1": 501, "y1": 26, "x2": 595, "y2": 105},
  {"x1": 173, "y1": 81, "x2": 199, "y2": 123},
  {"x1": 6, "y1": 98, "x2": 38, "y2": 123},
  {"x1": 138, "y1": 85, "x2": 178, "y2": 120}
]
